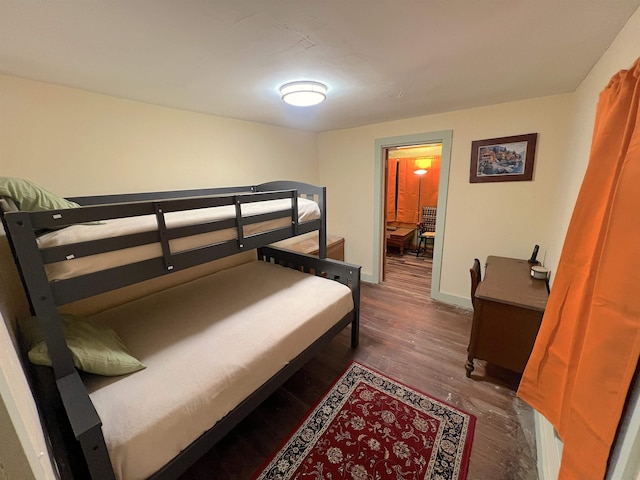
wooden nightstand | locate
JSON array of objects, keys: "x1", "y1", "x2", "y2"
[{"x1": 286, "y1": 234, "x2": 345, "y2": 261}]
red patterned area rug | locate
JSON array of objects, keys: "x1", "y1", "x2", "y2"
[{"x1": 253, "y1": 362, "x2": 476, "y2": 480}]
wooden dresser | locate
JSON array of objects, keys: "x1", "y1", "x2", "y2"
[
  {"x1": 286, "y1": 234, "x2": 345, "y2": 261},
  {"x1": 466, "y1": 256, "x2": 549, "y2": 378}
]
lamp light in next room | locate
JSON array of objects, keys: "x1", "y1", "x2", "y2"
[
  {"x1": 414, "y1": 157, "x2": 432, "y2": 224},
  {"x1": 414, "y1": 157, "x2": 433, "y2": 174},
  {"x1": 280, "y1": 81, "x2": 328, "y2": 107}
]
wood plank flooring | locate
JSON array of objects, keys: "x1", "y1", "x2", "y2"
[{"x1": 180, "y1": 253, "x2": 538, "y2": 480}]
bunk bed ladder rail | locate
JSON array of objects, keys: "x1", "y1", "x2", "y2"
[{"x1": 3, "y1": 211, "x2": 115, "y2": 480}]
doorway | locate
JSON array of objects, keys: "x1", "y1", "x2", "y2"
[
  {"x1": 373, "y1": 130, "x2": 453, "y2": 301},
  {"x1": 384, "y1": 144, "x2": 442, "y2": 278}
]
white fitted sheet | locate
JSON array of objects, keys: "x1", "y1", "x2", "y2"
[
  {"x1": 83, "y1": 260, "x2": 353, "y2": 480},
  {"x1": 37, "y1": 197, "x2": 320, "y2": 281}
]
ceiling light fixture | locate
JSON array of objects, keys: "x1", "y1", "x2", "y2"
[{"x1": 280, "y1": 81, "x2": 327, "y2": 107}]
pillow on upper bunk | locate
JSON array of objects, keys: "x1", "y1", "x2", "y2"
[
  {"x1": 0, "y1": 177, "x2": 80, "y2": 212},
  {"x1": 21, "y1": 314, "x2": 145, "y2": 376}
]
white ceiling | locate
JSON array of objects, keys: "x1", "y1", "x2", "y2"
[{"x1": 1, "y1": 1, "x2": 639, "y2": 132}]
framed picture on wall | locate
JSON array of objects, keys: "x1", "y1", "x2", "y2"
[{"x1": 470, "y1": 133, "x2": 538, "y2": 183}]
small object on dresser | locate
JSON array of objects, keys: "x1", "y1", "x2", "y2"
[
  {"x1": 528, "y1": 244, "x2": 540, "y2": 264},
  {"x1": 530, "y1": 265, "x2": 550, "y2": 280}
]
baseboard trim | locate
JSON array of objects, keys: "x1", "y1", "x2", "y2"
[
  {"x1": 431, "y1": 290, "x2": 472, "y2": 309},
  {"x1": 535, "y1": 410, "x2": 562, "y2": 480}
]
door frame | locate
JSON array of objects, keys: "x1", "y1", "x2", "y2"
[{"x1": 373, "y1": 130, "x2": 453, "y2": 299}]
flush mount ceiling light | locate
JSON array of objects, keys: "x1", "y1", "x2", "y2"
[{"x1": 280, "y1": 81, "x2": 327, "y2": 107}]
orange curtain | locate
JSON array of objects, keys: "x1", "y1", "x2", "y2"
[
  {"x1": 387, "y1": 157, "x2": 441, "y2": 224},
  {"x1": 397, "y1": 159, "x2": 419, "y2": 223},
  {"x1": 420, "y1": 155, "x2": 441, "y2": 208},
  {"x1": 518, "y1": 58, "x2": 640, "y2": 479}
]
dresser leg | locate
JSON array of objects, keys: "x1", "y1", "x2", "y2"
[{"x1": 465, "y1": 357, "x2": 475, "y2": 378}]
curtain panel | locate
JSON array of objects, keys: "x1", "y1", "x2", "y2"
[
  {"x1": 386, "y1": 156, "x2": 441, "y2": 224},
  {"x1": 518, "y1": 58, "x2": 640, "y2": 479}
]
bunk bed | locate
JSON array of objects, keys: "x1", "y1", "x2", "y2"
[{"x1": 0, "y1": 179, "x2": 360, "y2": 480}]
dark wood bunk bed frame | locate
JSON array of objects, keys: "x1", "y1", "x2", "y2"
[{"x1": 1, "y1": 180, "x2": 360, "y2": 480}]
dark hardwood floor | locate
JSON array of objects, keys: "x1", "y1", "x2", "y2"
[{"x1": 180, "y1": 252, "x2": 538, "y2": 479}]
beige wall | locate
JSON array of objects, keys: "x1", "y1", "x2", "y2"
[
  {"x1": 0, "y1": 74, "x2": 319, "y2": 196},
  {"x1": 318, "y1": 94, "x2": 573, "y2": 298}
]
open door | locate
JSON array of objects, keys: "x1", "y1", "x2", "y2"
[{"x1": 383, "y1": 144, "x2": 442, "y2": 279}]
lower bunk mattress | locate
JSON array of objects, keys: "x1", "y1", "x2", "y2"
[{"x1": 82, "y1": 259, "x2": 354, "y2": 480}]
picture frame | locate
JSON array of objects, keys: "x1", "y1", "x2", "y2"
[{"x1": 470, "y1": 133, "x2": 538, "y2": 183}]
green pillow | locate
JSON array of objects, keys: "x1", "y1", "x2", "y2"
[
  {"x1": 0, "y1": 177, "x2": 80, "y2": 212},
  {"x1": 21, "y1": 314, "x2": 145, "y2": 376}
]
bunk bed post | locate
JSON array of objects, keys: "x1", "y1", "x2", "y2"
[
  {"x1": 291, "y1": 190, "x2": 300, "y2": 238},
  {"x1": 254, "y1": 181, "x2": 328, "y2": 258},
  {"x1": 349, "y1": 267, "x2": 360, "y2": 349},
  {"x1": 4, "y1": 211, "x2": 116, "y2": 480},
  {"x1": 341, "y1": 260, "x2": 359, "y2": 349},
  {"x1": 4, "y1": 212, "x2": 76, "y2": 378},
  {"x1": 318, "y1": 186, "x2": 327, "y2": 259},
  {"x1": 58, "y1": 373, "x2": 116, "y2": 480}
]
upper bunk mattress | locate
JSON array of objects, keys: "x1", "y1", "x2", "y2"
[
  {"x1": 36, "y1": 197, "x2": 320, "y2": 281},
  {"x1": 83, "y1": 259, "x2": 354, "y2": 480}
]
